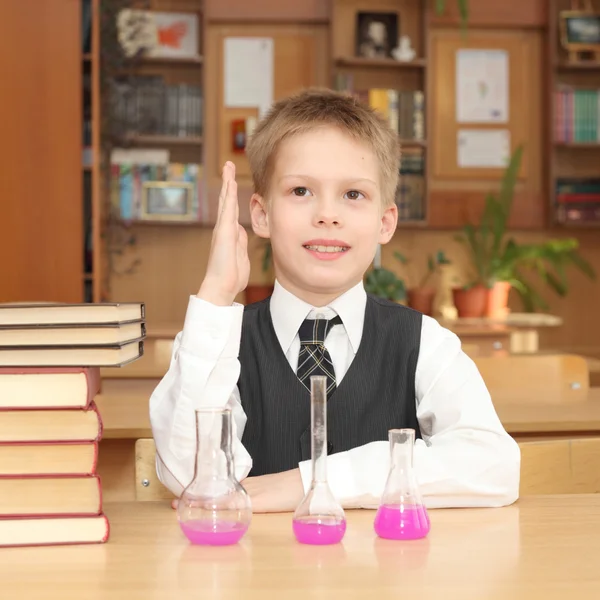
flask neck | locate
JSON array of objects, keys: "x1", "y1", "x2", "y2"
[
  {"x1": 193, "y1": 409, "x2": 234, "y2": 481},
  {"x1": 311, "y1": 378, "x2": 328, "y2": 484},
  {"x1": 389, "y1": 428, "x2": 415, "y2": 475}
]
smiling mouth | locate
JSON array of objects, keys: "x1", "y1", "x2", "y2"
[{"x1": 303, "y1": 245, "x2": 350, "y2": 253}]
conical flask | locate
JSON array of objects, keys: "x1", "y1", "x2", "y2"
[
  {"x1": 374, "y1": 428, "x2": 430, "y2": 540},
  {"x1": 176, "y1": 408, "x2": 252, "y2": 545},
  {"x1": 292, "y1": 376, "x2": 346, "y2": 545}
]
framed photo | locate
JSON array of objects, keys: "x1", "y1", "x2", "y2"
[
  {"x1": 150, "y1": 12, "x2": 199, "y2": 59},
  {"x1": 141, "y1": 181, "x2": 195, "y2": 221},
  {"x1": 559, "y1": 11, "x2": 600, "y2": 52},
  {"x1": 355, "y1": 12, "x2": 398, "y2": 59},
  {"x1": 117, "y1": 10, "x2": 199, "y2": 59}
]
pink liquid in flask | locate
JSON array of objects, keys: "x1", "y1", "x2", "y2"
[
  {"x1": 374, "y1": 504, "x2": 430, "y2": 540},
  {"x1": 293, "y1": 518, "x2": 346, "y2": 545},
  {"x1": 180, "y1": 519, "x2": 248, "y2": 546}
]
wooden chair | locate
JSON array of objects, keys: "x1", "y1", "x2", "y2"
[
  {"x1": 134, "y1": 436, "x2": 600, "y2": 500},
  {"x1": 474, "y1": 354, "x2": 589, "y2": 402},
  {"x1": 135, "y1": 438, "x2": 175, "y2": 501}
]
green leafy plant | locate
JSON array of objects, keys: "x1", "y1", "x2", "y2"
[
  {"x1": 260, "y1": 241, "x2": 272, "y2": 273},
  {"x1": 364, "y1": 268, "x2": 406, "y2": 302},
  {"x1": 393, "y1": 250, "x2": 451, "y2": 289},
  {"x1": 455, "y1": 145, "x2": 595, "y2": 311},
  {"x1": 435, "y1": 0, "x2": 469, "y2": 30}
]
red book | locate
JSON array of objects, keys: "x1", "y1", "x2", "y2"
[{"x1": 0, "y1": 366, "x2": 100, "y2": 410}]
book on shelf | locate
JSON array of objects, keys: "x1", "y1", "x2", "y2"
[
  {"x1": 396, "y1": 148, "x2": 425, "y2": 222},
  {"x1": 111, "y1": 160, "x2": 204, "y2": 222},
  {"x1": 555, "y1": 178, "x2": 600, "y2": 224},
  {"x1": 0, "y1": 321, "x2": 146, "y2": 348},
  {"x1": 0, "y1": 302, "x2": 145, "y2": 326},
  {"x1": 110, "y1": 75, "x2": 202, "y2": 139},
  {"x1": 0, "y1": 366, "x2": 100, "y2": 409},
  {"x1": 0, "y1": 514, "x2": 109, "y2": 548},
  {"x1": 554, "y1": 86, "x2": 600, "y2": 144},
  {"x1": 0, "y1": 475, "x2": 102, "y2": 518},
  {"x1": 0, "y1": 442, "x2": 98, "y2": 477},
  {"x1": 0, "y1": 403, "x2": 102, "y2": 443}
]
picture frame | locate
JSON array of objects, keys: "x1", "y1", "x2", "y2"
[
  {"x1": 559, "y1": 11, "x2": 600, "y2": 52},
  {"x1": 355, "y1": 12, "x2": 399, "y2": 59},
  {"x1": 140, "y1": 181, "x2": 196, "y2": 222},
  {"x1": 149, "y1": 12, "x2": 199, "y2": 59}
]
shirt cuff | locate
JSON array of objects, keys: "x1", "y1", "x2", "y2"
[{"x1": 180, "y1": 295, "x2": 244, "y2": 359}]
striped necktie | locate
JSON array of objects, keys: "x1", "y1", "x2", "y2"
[{"x1": 296, "y1": 315, "x2": 343, "y2": 397}]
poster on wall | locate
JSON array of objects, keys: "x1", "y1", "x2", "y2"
[
  {"x1": 457, "y1": 129, "x2": 511, "y2": 168},
  {"x1": 224, "y1": 37, "x2": 274, "y2": 118},
  {"x1": 456, "y1": 49, "x2": 509, "y2": 123}
]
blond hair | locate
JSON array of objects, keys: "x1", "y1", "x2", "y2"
[{"x1": 245, "y1": 88, "x2": 400, "y2": 208}]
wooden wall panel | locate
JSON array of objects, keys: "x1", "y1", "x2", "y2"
[
  {"x1": 205, "y1": 0, "x2": 329, "y2": 23},
  {"x1": 0, "y1": 0, "x2": 83, "y2": 303},
  {"x1": 428, "y1": 0, "x2": 547, "y2": 28}
]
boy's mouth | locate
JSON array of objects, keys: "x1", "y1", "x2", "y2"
[{"x1": 302, "y1": 239, "x2": 350, "y2": 259}]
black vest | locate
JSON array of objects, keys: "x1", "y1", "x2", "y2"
[{"x1": 238, "y1": 294, "x2": 422, "y2": 476}]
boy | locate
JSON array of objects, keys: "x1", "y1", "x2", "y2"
[{"x1": 150, "y1": 88, "x2": 520, "y2": 512}]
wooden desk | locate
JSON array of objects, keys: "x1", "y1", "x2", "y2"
[
  {"x1": 440, "y1": 313, "x2": 562, "y2": 356},
  {"x1": 3, "y1": 496, "x2": 600, "y2": 598},
  {"x1": 494, "y1": 388, "x2": 600, "y2": 437}
]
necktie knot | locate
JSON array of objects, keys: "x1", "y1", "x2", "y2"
[{"x1": 298, "y1": 315, "x2": 343, "y2": 346}]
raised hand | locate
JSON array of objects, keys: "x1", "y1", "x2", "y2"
[{"x1": 197, "y1": 162, "x2": 250, "y2": 306}]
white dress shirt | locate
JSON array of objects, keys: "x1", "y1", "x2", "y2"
[{"x1": 149, "y1": 280, "x2": 521, "y2": 509}]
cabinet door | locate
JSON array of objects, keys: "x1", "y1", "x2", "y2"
[{"x1": 0, "y1": 0, "x2": 83, "y2": 302}]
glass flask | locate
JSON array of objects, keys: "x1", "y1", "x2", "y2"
[
  {"x1": 292, "y1": 376, "x2": 346, "y2": 545},
  {"x1": 374, "y1": 428, "x2": 430, "y2": 540},
  {"x1": 177, "y1": 408, "x2": 252, "y2": 545}
]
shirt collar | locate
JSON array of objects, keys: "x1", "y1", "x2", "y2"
[{"x1": 269, "y1": 279, "x2": 367, "y2": 355}]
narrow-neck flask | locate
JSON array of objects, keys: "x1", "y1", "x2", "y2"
[
  {"x1": 292, "y1": 376, "x2": 346, "y2": 545},
  {"x1": 374, "y1": 428, "x2": 430, "y2": 540},
  {"x1": 176, "y1": 408, "x2": 252, "y2": 545}
]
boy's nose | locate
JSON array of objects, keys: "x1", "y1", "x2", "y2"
[{"x1": 314, "y1": 199, "x2": 341, "y2": 226}]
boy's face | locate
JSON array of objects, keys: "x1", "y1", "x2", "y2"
[{"x1": 251, "y1": 126, "x2": 397, "y2": 305}]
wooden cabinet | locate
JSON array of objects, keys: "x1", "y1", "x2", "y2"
[{"x1": 0, "y1": 0, "x2": 83, "y2": 303}]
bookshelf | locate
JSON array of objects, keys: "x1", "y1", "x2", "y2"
[
  {"x1": 331, "y1": 0, "x2": 428, "y2": 227},
  {"x1": 548, "y1": 0, "x2": 600, "y2": 229},
  {"x1": 88, "y1": 0, "x2": 206, "y2": 304}
]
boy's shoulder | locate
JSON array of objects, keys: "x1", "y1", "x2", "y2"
[{"x1": 366, "y1": 293, "x2": 421, "y2": 316}]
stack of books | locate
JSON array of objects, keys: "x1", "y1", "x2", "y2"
[{"x1": 0, "y1": 302, "x2": 144, "y2": 548}]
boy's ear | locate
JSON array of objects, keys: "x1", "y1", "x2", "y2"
[
  {"x1": 249, "y1": 193, "x2": 270, "y2": 239},
  {"x1": 378, "y1": 204, "x2": 398, "y2": 244}
]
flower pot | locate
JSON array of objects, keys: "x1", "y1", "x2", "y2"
[
  {"x1": 452, "y1": 285, "x2": 489, "y2": 318},
  {"x1": 407, "y1": 287, "x2": 436, "y2": 316},
  {"x1": 486, "y1": 281, "x2": 511, "y2": 319},
  {"x1": 244, "y1": 284, "x2": 274, "y2": 305}
]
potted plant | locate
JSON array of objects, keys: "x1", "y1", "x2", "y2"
[
  {"x1": 364, "y1": 267, "x2": 407, "y2": 303},
  {"x1": 434, "y1": 0, "x2": 469, "y2": 30},
  {"x1": 394, "y1": 250, "x2": 451, "y2": 316},
  {"x1": 455, "y1": 145, "x2": 595, "y2": 318},
  {"x1": 244, "y1": 240, "x2": 274, "y2": 304}
]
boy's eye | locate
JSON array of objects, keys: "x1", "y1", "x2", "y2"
[
  {"x1": 345, "y1": 190, "x2": 365, "y2": 200},
  {"x1": 292, "y1": 187, "x2": 312, "y2": 197}
]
